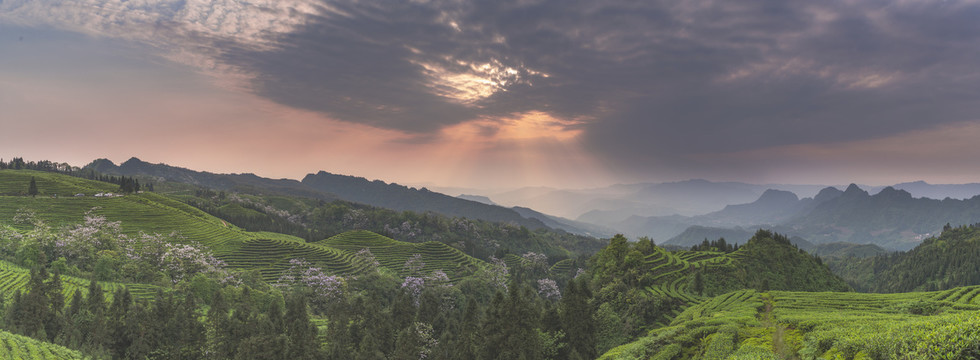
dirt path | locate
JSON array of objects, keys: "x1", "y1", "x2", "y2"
[{"x1": 761, "y1": 294, "x2": 799, "y2": 360}]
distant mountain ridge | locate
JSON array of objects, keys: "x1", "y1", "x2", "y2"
[
  {"x1": 640, "y1": 183, "x2": 980, "y2": 251},
  {"x1": 86, "y1": 158, "x2": 557, "y2": 232},
  {"x1": 301, "y1": 171, "x2": 547, "y2": 229}
]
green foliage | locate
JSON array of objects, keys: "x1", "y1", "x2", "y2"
[
  {"x1": 0, "y1": 329, "x2": 87, "y2": 359},
  {"x1": 831, "y1": 224, "x2": 980, "y2": 293},
  {"x1": 699, "y1": 230, "x2": 851, "y2": 295},
  {"x1": 600, "y1": 287, "x2": 980, "y2": 360}
]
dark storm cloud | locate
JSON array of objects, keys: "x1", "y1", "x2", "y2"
[{"x1": 207, "y1": 0, "x2": 980, "y2": 167}]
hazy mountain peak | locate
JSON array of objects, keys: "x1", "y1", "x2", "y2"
[
  {"x1": 757, "y1": 189, "x2": 799, "y2": 203},
  {"x1": 874, "y1": 186, "x2": 912, "y2": 199},
  {"x1": 842, "y1": 183, "x2": 869, "y2": 197},
  {"x1": 814, "y1": 186, "x2": 844, "y2": 202}
]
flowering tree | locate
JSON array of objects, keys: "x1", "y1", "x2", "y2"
[
  {"x1": 384, "y1": 221, "x2": 421, "y2": 240},
  {"x1": 401, "y1": 276, "x2": 426, "y2": 306},
  {"x1": 401, "y1": 269, "x2": 453, "y2": 306},
  {"x1": 404, "y1": 253, "x2": 425, "y2": 275},
  {"x1": 4, "y1": 208, "x2": 233, "y2": 285},
  {"x1": 478, "y1": 256, "x2": 509, "y2": 290},
  {"x1": 537, "y1": 278, "x2": 561, "y2": 300},
  {"x1": 277, "y1": 258, "x2": 346, "y2": 311},
  {"x1": 356, "y1": 247, "x2": 381, "y2": 273},
  {"x1": 521, "y1": 251, "x2": 549, "y2": 277}
]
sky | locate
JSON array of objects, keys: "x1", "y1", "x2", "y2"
[{"x1": 3, "y1": 0, "x2": 980, "y2": 189}]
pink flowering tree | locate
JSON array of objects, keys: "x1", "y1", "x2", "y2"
[
  {"x1": 277, "y1": 258, "x2": 346, "y2": 312},
  {"x1": 356, "y1": 247, "x2": 381, "y2": 274},
  {"x1": 5, "y1": 207, "x2": 233, "y2": 284},
  {"x1": 401, "y1": 269, "x2": 453, "y2": 306},
  {"x1": 477, "y1": 256, "x2": 509, "y2": 291},
  {"x1": 520, "y1": 251, "x2": 549, "y2": 278},
  {"x1": 404, "y1": 253, "x2": 425, "y2": 275},
  {"x1": 537, "y1": 278, "x2": 561, "y2": 300}
]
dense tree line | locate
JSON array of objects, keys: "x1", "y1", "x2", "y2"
[
  {"x1": 185, "y1": 189, "x2": 605, "y2": 264},
  {"x1": 0, "y1": 157, "x2": 154, "y2": 192},
  {"x1": 689, "y1": 237, "x2": 740, "y2": 253},
  {"x1": 830, "y1": 223, "x2": 980, "y2": 292},
  {"x1": 1, "y1": 267, "x2": 322, "y2": 359},
  {"x1": 0, "y1": 253, "x2": 610, "y2": 359},
  {"x1": 588, "y1": 235, "x2": 677, "y2": 339},
  {"x1": 0, "y1": 158, "x2": 75, "y2": 173},
  {"x1": 699, "y1": 230, "x2": 850, "y2": 295}
]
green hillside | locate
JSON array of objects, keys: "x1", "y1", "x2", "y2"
[
  {"x1": 0, "y1": 173, "x2": 247, "y2": 252},
  {"x1": 0, "y1": 169, "x2": 116, "y2": 196},
  {"x1": 0, "y1": 260, "x2": 158, "y2": 302},
  {"x1": 698, "y1": 230, "x2": 851, "y2": 296},
  {"x1": 591, "y1": 231, "x2": 848, "y2": 322},
  {"x1": 601, "y1": 286, "x2": 980, "y2": 359},
  {"x1": 319, "y1": 230, "x2": 485, "y2": 281},
  {"x1": 831, "y1": 223, "x2": 980, "y2": 293},
  {"x1": 587, "y1": 230, "x2": 852, "y2": 351},
  {"x1": 0, "y1": 329, "x2": 87, "y2": 360},
  {"x1": 0, "y1": 170, "x2": 489, "y2": 287}
]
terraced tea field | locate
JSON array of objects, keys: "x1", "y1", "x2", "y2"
[
  {"x1": 0, "y1": 260, "x2": 158, "y2": 302},
  {"x1": 0, "y1": 169, "x2": 115, "y2": 196},
  {"x1": 222, "y1": 237, "x2": 373, "y2": 282},
  {"x1": 319, "y1": 230, "x2": 485, "y2": 281},
  {"x1": 0, "y1": 171, "x2": 498, "y2": 286},
  {"x1": 601, "y1": 286, "x2": 980, "y2": 359},
  {"x1": 0, "y1": 329, "x2": 86, "y2": 360},
  {"x1": 640, "y1": 247, "x2": 738, "y2": 310}
]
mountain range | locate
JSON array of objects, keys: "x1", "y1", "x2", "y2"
[
  {"x1": 87, "y1": 158, "x2": 614, "y2": 237},
  {"x1": 87, "y1": 157, "x2": 980, "y2": 251},
  {"x1": 629, "y1": 184, "x2": 980, "y2": 250}
]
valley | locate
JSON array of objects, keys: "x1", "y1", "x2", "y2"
[{"x1": 1, "y1": 160, "x2": 980, "y2": 359}]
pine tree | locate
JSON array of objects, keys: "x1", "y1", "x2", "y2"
[
  {"x1": 561, "y1": 278, "x2": 596, "y2": 359},
  {"x1": 28, "y1": 176, "x2": 38, "y2": 197},
  {"x1": 284, "y1": 293, "x2": 319, "y2": 360}
]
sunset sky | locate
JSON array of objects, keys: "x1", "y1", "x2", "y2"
[{"x1": 3, "y1": 0, "x2": 980, "y2": 189}]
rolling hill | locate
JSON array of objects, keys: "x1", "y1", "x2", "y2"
[
  {"x1": 600, "y1": 286, "x2": 980, "y2": 359},
  {"x1": 0, "y1": 170, "x2": 492, "y2": 289}
]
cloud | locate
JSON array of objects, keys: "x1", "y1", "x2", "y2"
[
  {"x1": 684, "y1": 120, "x2": 980, "y2": 184},
  {"x1": 5, "y1": 0, "x2": 980, "y2": 181}
]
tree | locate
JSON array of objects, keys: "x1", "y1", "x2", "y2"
[
  {"x1": 561, "y1": 278, "x2": 595, "y2": 359},
  {"x1": 694, "y1": 269, "x2": 705, "y2": 296},
  {"x1": 28, "y1": 176, "x2": 38, "y2": 197}
]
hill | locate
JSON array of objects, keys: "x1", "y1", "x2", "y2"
[
  {"x1": 600, "y1": 286, "x2": 980, "y2": 359},
  {"x1": 301, "y1": 171, "x2": 546, "y2": 229},
  {"x1": 89, "y1": 158, "x2": 575, "y2": 233},
  {"x1": 510, "y1": 206, "x2": 616, "y2": 238},
  {"x1": 696, "y1": 230, "x2": 850, "y2": 296},
  {"x1": 618, "y1": 187, "x2": 842, "y2": 244},
  {"x1": 88, "y1": 157, "x2": 338, "y2": 201},
  {"x1": 666, "y1": 226, "x2": 755, "y2": 247},
  {"x1": 588, "y1": 229, "x2": 850, "y2": 342},
  {"x1": 625, "y1": 183, "x2": 980, "y2": 251},
  {"x1": 831, "y1": 224, "x2": 980, "y2": 293},
  {"x1": 0, "y1": 169, "x2": 495, "y2": 286}
]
